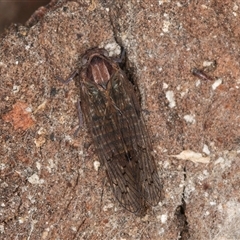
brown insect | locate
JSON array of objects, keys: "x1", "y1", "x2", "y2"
[
  {"x1": 191, "y1": 68, "x2": 213, "y2": 81},
  {"x1": 58, "y1": 48, "x2": 162, "y2": 215}
]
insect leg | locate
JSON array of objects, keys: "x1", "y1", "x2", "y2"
[
  {"x1": 112, "y1": 47, "x2": 126, "y2": 63},
  {"x1": 56, "y1": 70, "x2": 78, "y2": 84}
]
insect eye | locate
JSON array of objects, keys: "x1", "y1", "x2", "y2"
[
  {"x1": 113, "y1": 83, "x2": 119, "y2": 89},
  {"x1": 113, "y1": 79, "x2": 121, "y2": 89},
  {"x1": 88, "y1": 85, "x2": 98, "y2": 95}
]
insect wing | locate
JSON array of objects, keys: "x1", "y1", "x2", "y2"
[
  {"x1": 107, "y1": 71, "x2": 162, "y2": 212},
  {"x1": 106, "y1": 72, "x2": 145, "y2": 213}
]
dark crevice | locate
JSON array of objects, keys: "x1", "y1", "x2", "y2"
[{"x1": 175, "y1": 166, "x2": 190, "y2": 239}]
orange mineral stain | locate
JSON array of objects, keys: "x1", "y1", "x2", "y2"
[{"x1": 2, "y1": 101, "x2": 35, "y2": 130}]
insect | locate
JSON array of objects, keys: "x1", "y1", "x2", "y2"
[
  {"x1": 191, "y1": 68, "x2": 213, "y2": 81},
  {"x1": 57, "y1": 47, "x2": 162, "y2": 215}
]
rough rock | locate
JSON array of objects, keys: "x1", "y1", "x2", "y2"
[{"x1": 1, "y1": 0, "x2": 240, "y2": 239}]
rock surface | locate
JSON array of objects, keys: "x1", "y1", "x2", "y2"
[{"x1": 1, "y1": 0, "x2": 240, "y2": 239}]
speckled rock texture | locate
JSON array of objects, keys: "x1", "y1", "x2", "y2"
[{"x1": 1, "y1": 0, "x2": 240, "y2": 239}]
